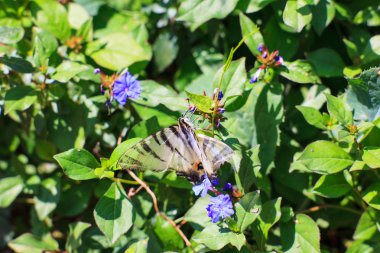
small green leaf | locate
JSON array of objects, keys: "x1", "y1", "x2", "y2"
[
  {"x1": 153, "y1": 32, "x2": 178, "y2": 73},
  {"x1": 177, "y1": 0, "x2": 240, "y2": 31},
  {"x1": 0, "y1": 26, "x2": 24, "y2": 44},
  {"x1": 313, "y1": 173, "x2": 351, "y2": 198},
  {"x1": 153, "y1": 215, "x2": 184, "y2": 250},
  {"x1": 239, "y1": 13, "x2": 263, "y2": 56},
  {"x1": 76, "y1": 18, "x2": 93, "y2": 42},
  {"x1": 296, "y1": 106, "x2": 326, "y2": 129},
  {"x1": 0, "y1": 56, "x2": 34, "y2": 73},
  {"x1": 54, "y1": 149, "x2": 99, "y2": 180},
  {"x1": 65, "y1": 222, "x2": 91, "y2": 252},
  {"x1": 293, "y1": 140, "x2": 353, "y2": 174},
  {"x1": 51, "y1": 61, "x2": 89, "y2": 83},
  {"x1": 33, "y1": 29, "x2": 58, "y2": 68},
  {"x1": 31, "y1": 0, "x2": 71, "y2": 41},
  {"x1": 238, "y1": 0, "x2": 276, "y2": 13},
  {"x1": 362, "y1": 35, "x2": 380, "y2": 65},
  {"x1": 213, "y1": 58, "x2": 247, "y2": 101},
  {"x1": 281, "y1": 214, "x2": 321, "y2": 253},
  {"x1": 193, "y1": 224, "x2": 246, "y2": 250},
  {"x1": 184, "y1": 195, "x2": 213, "y2": 228},
  {"x1": 311, "y1": 0, "x2": 335, "y2": 35},
  {"x1": 283, "y1": 0, "x2": 312, "y2": 32},
  {"x1": 185, "y1": 91, "x2": 213, "y2": 113},
  {"x1": 34, "y1": 176, "x2": 61, "y2": 220},
  {"x1": 94, "y1": 182, "x2": 134, "y2": 244},
  {"x1": 363, "y1": 183, "x2": 380, "y2": 210},
  {"x1": 363, "y1": 147, "x2": 380, "y2": 169},
  {"x1": 354, "y1": 207, "x2": 380, "y2": 241},
  {"x1": 252, "y1": 198, "x2": 282, "y2": 249},
  {"x1": 307, "y1": 48, "x2": 345, "y2": 77},
  {"x1": 281, "y1": 60, "x2": 321, "y2": 84},
  {"x1": 0, "y1": 176, "x2": 23, "y2": 208},
  {"x1": 235, "y1": 191, "x2": 261, "y2": 232},
  {"x1": 325, "y1": 94, "x2": 353, "y2": 126},
  {"x1": 8, "y1": 233, "x2": 59, "y2": 253},
  {"x1": 4, "y1": 86, "x2": 38, "y2": 115}
]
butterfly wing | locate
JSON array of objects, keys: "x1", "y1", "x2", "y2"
[
  {"x1": 117, "y1": 126, "x2": 200, "y2": 175},
  {"x1": 197, "y1": 134, "x2": 234, "y2": 172}
]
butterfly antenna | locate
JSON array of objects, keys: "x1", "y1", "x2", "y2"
[{"x1": 182, "y1": 108, "x2": 190, "y2": 118}]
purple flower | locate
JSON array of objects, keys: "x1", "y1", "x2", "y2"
[
  {"x1": 206, "y1": 194, "x2": 234, "y2": 223},
  {"x1": 257, "y1": 43, "x2": 263, "y2": 53},
  {"x1": 211, "y1": 177, "x2": 219, "y2": 186},
  {"x1": 192, "y1": 174, "x2": 212, "y2": 197},
  {"x1": 218, "y1": 108, "x2": 225, "y2": 114},
  {"x1": 217, "y1": 90, "x2": 223, "y2": 101},
  {"x1": 222, "y1": 182, "x2": 233, "y2": 191},
  {"x1": 275, "y1": 55, "x2": 284, "y2": 65},
  {"x1": 250, "y1": 68, "x2": 263, "y2": 83},
  {"x1": 94, "y1": 68, "x2": 101, "y2": 74},
  {"x1": 112, "y1": 71, "x2": 141, "y2": 106}
]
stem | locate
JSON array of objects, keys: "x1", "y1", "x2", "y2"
[
  {"x1": 298, "y1": 204, "x2": 361, "y2": 215},
  {"x1": 126, "y1": 170, "x2": 194, "y2": 250},
  {"x1": 111, "y1": 177, "x2": 141, "y2": 185},
  {"x1": 211, "y1": 28, "x2": 259, "y2": 135}
]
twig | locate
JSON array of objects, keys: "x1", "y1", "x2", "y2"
[
  {"x1": 299, "y1": 204, "x2": 361, "y2": 215},
  {"x1": 126, "y1": 170, "x2": 193, "y2": 249},
  {"x1": 127, "y1": 185, "x2": 143, "y2": 198}
]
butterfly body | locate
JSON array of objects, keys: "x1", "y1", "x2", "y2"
[{"x1": 117, "y1": 117, "x2": 234, "y2": 181}]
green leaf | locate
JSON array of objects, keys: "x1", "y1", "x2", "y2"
[
  {"x1": 363, "y1": 183, "x2": 380, "y2": 210},
  {"x1": 239, "y1": 13, "x2": 263, "y2": 56},
  {"x1": 76, "y1": 18, "x2": 93, "y2": 42},
  {"x1": 252, "y1": 198, "x2": 282, "y2": 249},
  {"x1": 185, "y1": 91, "x2": 213, "y2": 113},
  {"x1": 33, "y1": 29, "x2": 58, "y2": 68},
  {"x1": 235, "y1": 191, "x2": 261, "y2": 232},
  {"x1": 51, "y1": 61, "x2": 89, "y2": 83},
  {"x1": 354, "y1": 5, "x2": 380, "y2": 27},
  {"x1": 8, "y1": 233, "x2": 59, "y2": 253},
  {"x1": 283, "y1": 0, "x2": 312, "y2": 32},
  {"x1": 296, "y1": 106, "x2": 326, "y2": 129},
  {"x1": 325, "y1": 94, "x2": 353, "y2": 126},
  {"x1": 193, "y1": 224, "x2": 246, "y2": 250},
  {"x1": 153, "y1": 32, "x2": 178, "y2": 73},
  {"x1": 54, "y1": 148, "x2": 99, "y2": 180},
  {"x1": 94, "y1": 182, "x2": 135, "y2": 244},
  {"x1": 153, "y1": 215, "x2": 184, "y2": 250},
  {"x1": 213, "y1": 58, "x2": 247, "y2": 102},
  {"x1": 346, "y1": 67, "x2": 380, "y2": 122},
  {"x1": 238, "y1": 0, "x2": 276, "y2": 13},
  {"x1": 86, "y1": 32, "x2": 152, "y2": 71},
  {"x1": 281, "y1": 214, "x2": 321, "y2": 253},
  {"x1": 307, "y1": 48, "x2": 345, "y2": 77},
  {"x1": 4, "y1": 86, "x2": 38, "y2": 115},
  {"x1": 31, "y1": 0, "x2": 71, "y2": 41},
  {"x1": 0, "y1": 176, "x2": 23, "y2": 208},
  {"x1": 0, "y1": 26, "x2": 24, "y2": 44},
  {"x1": 292, "y1": 140, "x2": 354, "y2": 174},
  {"x1": 0, "y1": 56, "x2": 34, "y2": 73},
  {"x1": 56, "y1": 182, "x2": 92, "y2": 217},
  {"x1": 281, "y1": 60, "x2": 321, "y2": 84},
  {"x1": 363, "y1": 147, "x2": 380, "y2": 169},
  {"x1": 34, "y1": 176, "x2": 61, "y2": 220},
  {"x1": 354, "y1": 207, "x2": 380, "y2": 241},
  {"x1": 177, "y1": 0, "x2": 240, "y2": 31},
  {"x1": 362, "y1": 35, "x2": 380, "y2": 65},
  {"x1": 313, "y1": 173, "x2": 351, "y2": 198},
  {"x1": 311, "y1": 0, "x2": 335, "y2": 35},
  {"x1": 224, "y1": 82, "x2": 283, "y2": 171},
  {"x1": 134, "y1": 80, "x2": 185, "y2": 112},
  {"x1": 184, "y1": 195, "x2": 213, "y2": 229},
  {"x1": 65, "y1": 222, "x2": 91, "y2": 252}
]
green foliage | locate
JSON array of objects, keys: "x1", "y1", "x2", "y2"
[{"x1": 1, "y1": 0, "x2": 380, "y2": 252}]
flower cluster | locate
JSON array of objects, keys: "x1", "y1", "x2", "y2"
[
  {"x1": 250, "y1": 43, "x2": 284, "y2": 83},
  {"x1": 187, "y1": 88, "x2": 225, "y2": 128},
  {"x1": 192, "y1": 174, "x2": 235, "y2": 223},
  {"x1": 95, "y1": 69, "x2": 141, "y2": 110}
]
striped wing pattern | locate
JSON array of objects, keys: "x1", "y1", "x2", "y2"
[
  {"x1": 117, "y1": 126, "x2": 200, "y2": 175},
  {"x1": 197, "y1": 134, "x2": 234, "y2": 170}
]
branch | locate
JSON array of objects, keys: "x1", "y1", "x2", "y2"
[
  {"x1": 299, "y1": 204, "x2": 361, "y2": 215},
  {"x1": 126, "y1": 170, "x2": 193, "y2": 249}
]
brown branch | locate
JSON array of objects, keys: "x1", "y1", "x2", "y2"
[
  {"x1": 299, "y1": 204, "x2": 361, "y2": 215},
  {"x1": 126, "y1": 170, "x2": 193, "y2": 249}
]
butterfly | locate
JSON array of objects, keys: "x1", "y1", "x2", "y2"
[{"x1": 116, "y1": 117, "x2": 234, "y2": 181}]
